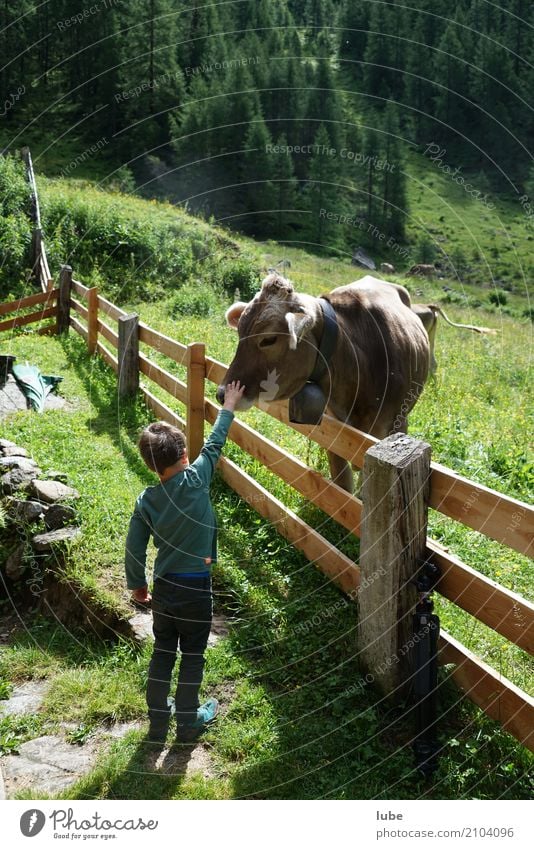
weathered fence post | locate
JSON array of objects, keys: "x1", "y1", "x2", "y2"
[
  {"x1": 186, "y1": 342, "x2": 206, "y2": 461},
  {"x1": 57, "y1": 265, "x2": 72, "y2": 334},
  {"x1": 21, "y1": 147, "x2": 43, "y2": 288},
  {"x1": 87, "y1": 287, "x2": 98, "y2": 355},
  {"x1": 358, "y1": 433, "x2": 431, "y2": 698},
  {"x1": 118, "y1": 313, "x2": 139, "y2": 397},
  {"x1": 32, "y1": 227, "x2": 43, "y2": 287}
]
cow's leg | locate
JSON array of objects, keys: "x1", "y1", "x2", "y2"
[{"x1": 327, "y1": 450, "x2": 353, "y2": 493}]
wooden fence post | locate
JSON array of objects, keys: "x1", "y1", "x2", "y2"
[
  {"x1": 186, "y1": 342, "x2": 206, "y2": 461},
  {"x1": 118, "y1": 313, "x2": 139, "y2": 397},
  {"x1": 87, "y1": 287, "x2": 98, "y2": 354},
  {"x1": 21, "y1": 147, "x2": 43, "y2": 288},
  {"x1": 57, "y1": 265, "x2": 72, "y2": 334},
  {"x1": 358, "y1": 433, "x2": 431, "y2": 698},
  {"x1": 32, "y1": 227, "x2": 43, "y2": 287}
]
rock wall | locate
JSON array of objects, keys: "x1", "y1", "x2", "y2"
[{"x1": 0, "y1": 438, "x2": 133, "y2": 639}]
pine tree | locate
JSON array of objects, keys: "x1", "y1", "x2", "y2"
[
  {"x1": 215, "y1": 63, "x2": 262, "y2": 154},
  {"x1": 117, "y1": 0, "x2": 184, "y2": 150},
  {"x1": 305, "y1": 55, "x2": 344, "y2": 151},
  {"x1": 362, "y1": 4, "x2": 395, "y2": 103},
  {"x1": 306, "y1": 0, "x2": 334, "y2": 33},
  {"x1": 179, "y1": 0, "x2": 222, "y2": 72},
  {"x1": 240, "y1": 115, "x2": 277, "y2": 236},
  {"x1": 304, "y1": 123, "x2": 345, "y2": 252},
  {"x1": 403, "y1": 12, "x2": 433, "y2": 144},
  {"x1": 380, "y1": 102, "x2": 408, "y2": 240},
  {"x1": 362, "y1": 127, "x2": 382, "y2": 225},
  {"x1": 432, "y1": 24, "x2": 467, "y2": 138},
  {"x1": 271, "y1": 133, "x2": 300, "y2": 239},
  {"x1": 339, "y1": 0, "x2": 370, "y2": 81}
]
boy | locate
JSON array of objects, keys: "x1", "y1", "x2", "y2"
[{"x1": 125, "y1": 380, "x2": 245, "y2": 745}]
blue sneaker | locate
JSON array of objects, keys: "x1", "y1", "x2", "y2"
[{"x1": 176, "y1": 698, "x2": 219, "y2": 744}]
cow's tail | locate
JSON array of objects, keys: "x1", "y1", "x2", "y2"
[{"x1": 429, "y1": 305, "x2": 498, "y2": 334}]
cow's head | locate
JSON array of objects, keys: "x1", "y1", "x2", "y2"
[{"x1": 216, "y1": 273, "x2": 321, "y2": 409}]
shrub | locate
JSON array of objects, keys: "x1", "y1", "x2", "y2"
[
  {"x1": 0, "y1": 154, "x2": 30, "y2": 217},
  {"x1": 171, "y1": 282, "x2": 222, "y2": 317},
  {"x1": 204, "y1": 253, "x2": 261, "y2": 301},
  {"x1": 0, "y1": 155, "x2": 32, "y2": 297},
  {"x1": 415, "y1": 234, "x2": 435, "y2": 264},
  {"x1": 489, "y1": 289, "x2": 508, "y2": 306},
  {"x1": 39, "y1": 179, "x2": 257, "y2": 304}
]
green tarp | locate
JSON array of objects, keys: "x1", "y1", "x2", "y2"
[{"x1": 12, "y1": 363, "x2": 63, "y2": 413}]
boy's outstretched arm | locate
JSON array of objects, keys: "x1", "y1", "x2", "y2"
[{"x1": 193, "y1": 380, "x2": 245, "y2": 484}]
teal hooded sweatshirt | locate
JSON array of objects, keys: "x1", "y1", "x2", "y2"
[{"x1": 125, "y1": 409, "x2": 234, "y2": 589}]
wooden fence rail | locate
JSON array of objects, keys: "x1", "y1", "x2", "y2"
[{"x1": 1, "y1": 230, "x2": 532, "y2": 751}]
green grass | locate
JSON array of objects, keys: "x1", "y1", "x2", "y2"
[{"x1": 403, "y1": 147, "x2": 534, "y2": 297}]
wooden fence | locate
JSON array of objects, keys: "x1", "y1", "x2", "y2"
[{"x1": 4, "y1": 148, "x2": 534, "y2": 752}]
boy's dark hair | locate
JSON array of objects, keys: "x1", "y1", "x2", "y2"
[{"x1": 139, "y1": 422, "x2": 187, "y2": 474}]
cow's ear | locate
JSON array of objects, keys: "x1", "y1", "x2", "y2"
[
  {"x1": 285, "y1": 311, "x2": 313, "y2": 350},
  {"x1": 225, "y1": 301, "x2": 248, "y2": 329}
]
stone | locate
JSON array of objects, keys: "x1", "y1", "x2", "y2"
[
  {"x1": 43, "y1": 470, "x2": 69, "y2": 484},
  {"x1": 208, "y1": 613, "x2": 229, "y2": 646},
  {"x1": 101, "y1": 721, "x2": 143, "y2": 738},
  {"x1": 31, "y1": 479, "x2": 80, "y2": 503},
  {"x1": 128, "y1": 611, "x2": 153, "y2": 642},
  {"x1": 0, "y1": 455, "x2": 40, "y2": 474},
  {"x1": 1, "y1": 735, "x2": 97, "y2": 797},
  {"x1": 5, "y1": 543, "x2": 28, "y2": 580},
  {"x1": 1, "y1": 445, "x2": 28, "y2": 457},
  {"x1": 0, "y1": 375, "x2": 30, "y2": 416},
  {"x1": 1, "y1": 467, "x2": 37, "y2": 494},
  {"x1": 31, "y1": 526, "x2": 81, "y2": 552},
  {"x1": 0, "y1": 681, "x2": 49, "y2": 717},
  {"x1": 0, "y1": 762, "x2": 5, "y2": 800},
  {"x1": 8, "y1": 498, "x2": 47, "y2": 523},
  {"x1": 44, "y1": 503, "x2": 76, "y2": 530},
  {"x1": 0, "y1": 438, "x2": 18, "y2": 452}
]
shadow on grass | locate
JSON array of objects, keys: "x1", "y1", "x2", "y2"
[
  {"x1": 66, "y1": 732, "x2": 217, "y2": 801},
  {"x1": 58, "y1": 334, "x2": 153, "y2": 487}
]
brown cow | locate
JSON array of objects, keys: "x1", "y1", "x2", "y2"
[
  {"x1": 217, "y1": 273, "x2": 431, "y2": 492},
  {"x1": 408, "y1": 264, "x2": 436, "y2": 277}
]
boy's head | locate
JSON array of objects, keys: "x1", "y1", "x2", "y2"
[{"x1": 139, "y1": 422, "x2": 187, "y2": 475}]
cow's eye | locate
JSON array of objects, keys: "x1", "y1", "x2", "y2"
[{"x1": 259, "y1": 335, "x2": 278, "y2": 348}]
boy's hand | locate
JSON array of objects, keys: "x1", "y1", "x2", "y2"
[
  {"x1": 131, "y1": 585, "x2": 152, "y2": 605},
  {"x1": 223, "y1": 380, "x2": 246, "y2": 412}
]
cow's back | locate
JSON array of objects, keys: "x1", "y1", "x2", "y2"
[{"x1": 322, "y1": 276, "x2": 430, "y2": 436}]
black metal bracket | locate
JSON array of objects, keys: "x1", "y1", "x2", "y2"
[{"x1": 411, "y1": 559, "x2": 442, "y2": 778}]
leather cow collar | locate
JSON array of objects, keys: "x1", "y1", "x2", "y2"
[{"x1": 288, "y1": 297, "x2": 339, "y2": 425}]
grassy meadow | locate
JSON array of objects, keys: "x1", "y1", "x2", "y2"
[{"x1": 0, "y1": 171, "x2": 532, "y2": 800}]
